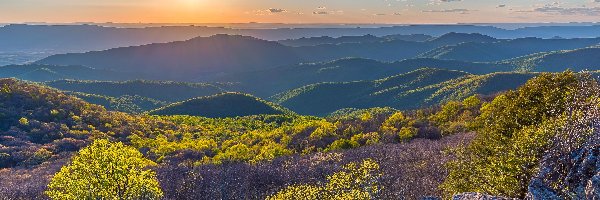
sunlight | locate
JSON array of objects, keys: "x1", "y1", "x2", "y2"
[{"x1": 179, "y1": 0, "x2": 204, "y2": 8}]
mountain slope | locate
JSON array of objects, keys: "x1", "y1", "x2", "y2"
[
  {"x1": 0, "y1": 64, "x2": 138, "y2": 82},
  {"x1": 420, "y1": 37, "x2": 600, "y2": 62},
  {"x1": 149, "y1": 92, "x2": 292, "y2": 118},
  {"x1": 502, "y1": 47, "x2": 600, "y2": 72},
  {"x1": 213, "y1": 57, "x2": 514, "y2": 97},
  {"x1": 272, "y1": 68, "x2": 470, "y2": 116},
  {"x1": 45, "y1": 80, "x2": 225, "y2": 102},
  {"x1": 35, "y1": 33, "x2": 508, "y2": 81},
  {"x1": 273, "y1": 68, "x2": 539, "y2": 116}
]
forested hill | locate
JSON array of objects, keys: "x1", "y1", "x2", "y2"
[
  {"x1": 45, "y1": 80, "x2": 225, "y2": 102},
  {"x1": 272, "y1": 68, "x2": 537, "y2": 116},
  {"x1": 34, "y1": 33, "x2": 510, "y2": 81},
  {"x1": 419, "y1": 37, "x2": 600, "y2": 62},
  {"x1": 502, "y1": 47, "x2": 600, "y2": 72},
  {"x1": 148, "y1": 92, "x2": 291, "y2": 118},
  {"x1": 210, "y1": 57, "x2": 514, "y2": 97}
]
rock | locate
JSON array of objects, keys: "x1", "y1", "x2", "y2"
[
  {"x1": 452, "y1": 192, "x2": 514, "y2": 200},
  {"x1": 585, "y1": 172, "x2": 600, "y2": 199},
  {"x1": 525, "y1": 178, "x2": 561, "y2": 200},
  {"x1": 526, "y1": 145, "x2": 600, "y2": 199}
]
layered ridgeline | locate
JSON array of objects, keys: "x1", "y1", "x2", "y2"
[
  {"x1": 419, "y1": 37, "x2": 600, "y2": 62},
  {"x1": 0, "y1": 64, "x2": 140, "y2": 82},
  {"x1": 272, "y1": 68, "x2": 537, "y2": 116},
  {"x1": 276, "y1": 34, "x2": 433, "y2": 47},
  {"x1": 148, "y1": 92, "x2": 293, "y2": 118},
  {"x1": 43, "y1": 80, "x2": 227, "y2": 113},
  {"x1": 34, "y1": 33, "x2": 512, "y2": 81},
  {"x1": 211, "y1": 58, "x2": 514, "y2": 97},
  {"x1": 502, "y1": 46, "x2": 600, "y2": 72}
]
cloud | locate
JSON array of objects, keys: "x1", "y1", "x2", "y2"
[
  {"x1": 313, "y1": 11, "x2": 329, "y2": 15},
  {"x1": 268, "y1": 8, "x2": 286, "y2": 13},
  {"x1": 428, "y1": 0, "x2": 463, "y2": 6},
  {"x1": 422, "y1": 8, "x2": 472, "y2": 14},
  {"x1": 533, "y1": 6, "x2": 600, "y2": 16}
]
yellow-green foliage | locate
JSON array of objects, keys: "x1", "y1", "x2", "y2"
[
  {"x1": 380, "y1": 112, "x2": 407, "y2": 134},
  {"x1": 428, "y1": 96, "x2": 482, "y2": 135},
  {"x1": 267, "y1": 159, "x2": 382, "y2": 200},
  {"x1": 131, "y1": 115, "x2": 335, "y2": 164},
  {"x1": 46, "y1": 139, "x2": 163, "y2": 200},
  {"x1": 19, "y1": 117, "x2": 29, "y2": 126},
  {"x1": 442, "y1": 71, "x2": 598, "y2": 198},
  {"x1": 398, "y1": 127, "x2": 418, "y2": 141},
  {"x1": 462, "y1": 95, "x2": 481, "y2": 109}
]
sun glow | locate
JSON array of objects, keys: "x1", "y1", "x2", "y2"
[{"x1": 179, "y1": 0, "x2": 203, "y2": 7}]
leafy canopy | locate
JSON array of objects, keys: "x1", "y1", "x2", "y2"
[
  {"x1": 46, "y1": 139, "x2": 163, "y2": 200},
  {"x1": 267, "y1": 159, "x2": 382, "y2": 200},
  {"x1": 441, "y1": 71, "x2": 600, "y2": 198}
]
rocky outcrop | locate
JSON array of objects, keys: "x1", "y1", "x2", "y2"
[
  {"x1": 452, "y1": 193, "x2": 514, "y2": 200},
  {"x1": 526, "y1": 145, "x2": 600, "y2": 199}
]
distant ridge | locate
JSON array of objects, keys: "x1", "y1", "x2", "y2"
[
  {"x1": 35, "y1": 33, "x2": 512, "y2": 81},
  {"x1": 502, "y1": 47, "x2": 600, "y2": 72},
  {"x1": 272, "y1": 68, "x2": 539, "y2": 116},
  {"x1": 149, "y1": 92, "x2": 292, "y2": 118},
  {"x1": 419, "y1": 37, "x2": 600, "y2": 62}
]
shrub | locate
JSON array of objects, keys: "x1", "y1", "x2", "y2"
[
  {"x1": 19, "y1": 117, "x2": 29, "y2": 126},
  {"x1": 398, "y1": 127, "x2": 418, "y2": 141},
  {"x1": 461, "y1": 95, "x2": 481, "y2": 109},
  {"x1": 267, "y1": 159, "x2": 382, "y2": 200},
  {"x1": 380, "y1": 112, "x2": 407, "y2": 134},
  {"x1": 326, "y1": 139, "x2": 359, "y2": 152},
  {"x1": 46, "y1": 139, "x2": 162, "y2": 200}
]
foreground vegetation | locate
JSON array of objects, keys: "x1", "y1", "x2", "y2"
[{"x1": 2, "y1": 70, "x2": 600, "y2": 199}]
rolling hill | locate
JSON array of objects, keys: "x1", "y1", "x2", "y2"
[
  {"x1": 502, "y1": 47, "x2": 600, "y2": 72},
  {"x1": 208, "y1": 57, "x2": 514, "y2": 97},
  {"x1": 68, "y1": 92, "x2": 168, "y2": 114},
  {"x1": 0, "y1": 64, "x2": 139, "y2": 82},
  {"x1": 42, "y1": 80, "x2": 227, "y2": 113},
  {"x1": 276, "y1": 34, "x2": 434, "y2": 47},
  {"x1": 420, "y1": 37, "x2": 600, "y2": 62},
  {"x1": 35, "y1": 33, "x2": 508, "y2": 81},
  {"x1": 148, "y1": 92, "x2": 292, "y2": 118},
  {"x1": 272, "y1": 68, "x2": 538, "y2": 116}
]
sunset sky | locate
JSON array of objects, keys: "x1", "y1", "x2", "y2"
[{"x1": 1, "y1": 0, "x2": 600, "y2": 24}]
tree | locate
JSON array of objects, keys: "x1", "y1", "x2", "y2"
[
  {"x1": 267, "y1": 159, "x2": 382, "y2": 200},
  {"x1": 380, "y1": 112, "x2": 407, "y2": 134},
  {"x1": 46, "y1": 139, "x2": 163, "y2": 200},
  {"x1": 442, "y1": 71, "x2": 600, "y2": 198}
]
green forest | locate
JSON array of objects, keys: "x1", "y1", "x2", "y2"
[{"x1": 2, "y1": 70, "x2": 600, "y2": 199}]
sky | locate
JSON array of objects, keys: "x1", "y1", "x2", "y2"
[{"x1": 1, "y1": 0, "x2": 600, "y2": 24}]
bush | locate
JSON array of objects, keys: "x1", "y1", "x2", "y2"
[
  {"x1": 398, "y1": 127, "x2": 418, "y2": 141},
  {"x1": 46, "y1": 139, "x2": 163, "y2": 200},
  {"x1": 267, "y1": 159, "x2": 381, "y2": 200}
]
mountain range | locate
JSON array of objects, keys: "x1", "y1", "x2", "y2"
[
  {"x1": 148, "y1": 92, "x2": 292, "y2": 118},
  {"x1": 32, "y1": 33, "x2": 519, "y2": 81},
  {"x1": 272, "y1": 68, "x2": 538, "y2": 116}
]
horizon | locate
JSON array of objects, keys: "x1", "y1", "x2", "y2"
[{"x1": 2, "y1": 0, "x2": 600, "y2": 24}]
